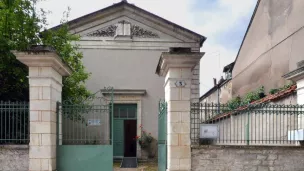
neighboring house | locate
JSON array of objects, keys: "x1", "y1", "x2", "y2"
[
  {"x1": 50, "y1": 0, "x2": 206, "y2": 159},
  {"x1": 231, "y1": 0, "x2": 304, "y2": 97},
  {"x1": 199, "y1": 62, "x2": 233, "y2": 104}
]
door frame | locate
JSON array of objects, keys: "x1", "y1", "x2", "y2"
[{"x1": 113, "y1": 103, "x2": 139, "y2": 159}]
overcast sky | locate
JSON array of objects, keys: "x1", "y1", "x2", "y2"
[{"x1": 37, "y1": 0, "x2": 256, "y2": 96}]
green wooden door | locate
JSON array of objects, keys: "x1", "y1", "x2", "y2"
[
  {"x1": 113, "y1": 104, "x2": 137, "y2": 158},
  {"x1": 113, "y1": 120, "x2": 124, "y2": 157}
]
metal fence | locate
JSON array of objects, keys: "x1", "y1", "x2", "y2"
[
  {"x1": 0, "y1": 101, "x2": 29, "y2": 144},
  {"x1": 191, "y1": 102, "x2": 304, "y2": 146},
  {"x1": 57, "y1": 102, "x2": 112, "y2": 145},
  {"x1": 57, "y1": 88, "x2": 114, "y2": 145}
]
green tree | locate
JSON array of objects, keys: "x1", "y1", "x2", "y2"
[{"x1": 0, "y1": 0, "x2": 91, "y2": 101}]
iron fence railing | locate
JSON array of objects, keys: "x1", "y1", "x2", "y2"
[
  {"x1": 57, "y1": 103, "x2": 112, "y2": 145},
  {"x1": 191, "y1": 102, "x2": 304, "y2": 146},
  {"x1": 57, "y1": 87, "x2": 114, "y2": 145},
  {"x1": 0, "y1": 101, "x2": 29, "y2": 144},
  {"x1": 158, "y1": 100, "x2": 167, "y2": 145}
]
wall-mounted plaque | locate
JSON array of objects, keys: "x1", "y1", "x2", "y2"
[
  {"x1": 200, "y1": 124, "x2": 218, "y2": 139},
  {"x1": 88, "y1": 119, "x2": 101, "y2": 126}
]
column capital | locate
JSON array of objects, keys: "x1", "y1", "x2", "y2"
[
  {"x1": 12, "y1": 45, "x2": 72, "y2": 76},
  {"x1": 156, "y1": 52, "x2": 204, "y2": 77}
]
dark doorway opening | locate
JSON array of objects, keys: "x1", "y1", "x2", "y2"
[{"x1": 124, "y1": 120, "x2": 137, "y2": 157}]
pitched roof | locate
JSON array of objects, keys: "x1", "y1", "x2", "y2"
[{"x1": 48, "y1": 1, "x2": 206, "y2": 46}]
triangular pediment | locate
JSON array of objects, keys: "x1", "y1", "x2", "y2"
[
  {"x1": 52, "y1": 1, "x2": 206, "y2": 45},
  {"x1": 76, "y1": 17, "x2": 183, "y2": 43}
]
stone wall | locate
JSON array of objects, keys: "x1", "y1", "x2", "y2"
[
  {"x1": 0, "y1": 145, "x2": 29, "y2": 171},
  {"x1": 192, "y1": 146, "x2": 304, "y2": 171},
  {"x1": 191, "y1": 64, "x2": 200, "y2": 103}
]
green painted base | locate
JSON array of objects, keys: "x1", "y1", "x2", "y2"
[{"x1": 57, "y1": 145, "x2": 113, "y2": 171}]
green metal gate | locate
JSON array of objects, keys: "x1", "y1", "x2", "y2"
[
  {"x1": 158, "y1": 100, "x2": 167, "y2": 171},
  {"x1": 56, "y1": 87, "x2": 114, "y2": 171}
]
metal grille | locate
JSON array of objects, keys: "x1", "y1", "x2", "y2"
[
  {"x1": 57, "y1": 88, "x2": 114, "y2": 145},
  {"x1": 0, "y1": 101, "x2": 29, "y2": 144},
  {"x1": 158, "y1": 99, "x2": 167, "y2": 171},
  {"x1": 191, "y1": 102, "x2": 304, "y2": 146},
  {"x1": 158, "y1": 100, "x2": 167, "y2": 144}
]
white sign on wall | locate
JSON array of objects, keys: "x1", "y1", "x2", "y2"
[
  {"x1": 288, "y1": 129, "x2": 304, "y2": 140},
  {"x1": 200, "y1": 124, "x2": 218, "y2": 139},
  {"x1": 88, "y1": 119, "x2": 101, "y2": 126}
]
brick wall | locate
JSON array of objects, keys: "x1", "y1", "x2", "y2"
[
  {"x1": 192, "y1": 146, "x2": 304, "y2": 171},
  {"x1": 0, "y1": 145, "x2": 29, "y2": 171}
]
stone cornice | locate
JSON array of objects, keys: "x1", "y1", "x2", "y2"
[
  {"x1": 101, "y1": 89, "x2": 146, "y2": 96},
  {"x1": 156, "y1": 52, "x2": 205, "y2": 77},
  {"x1": 282, "y1": 66, "x2": 304, "y2": 82},
  {"x1": 12, "y1": 51, "x2": 72, "y2": 76}
]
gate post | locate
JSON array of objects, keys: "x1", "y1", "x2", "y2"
[
  {"x1": 13, "y1": 46, "x2": 71, "y2": 171},
  {"x1": 156, "y1": 52, "x2": 204, "y2": 171}
]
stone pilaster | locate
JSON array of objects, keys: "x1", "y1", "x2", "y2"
[
  {"x1": 13, "y1": 46, "x2": 71, "y2": 171},
  {"x1": 156, "y1": 52, "x2": 204, "y2": 171}
]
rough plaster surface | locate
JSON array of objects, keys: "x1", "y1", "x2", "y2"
[
  {"x1": 192, "y1": 146, "x2": 304, "y2": 171},
  {"x1": 0, "y1": 145, "x2": 29, "y2": 171},
  {"x1": 232, "y1": 0, "x2": 304, "y2": 97}
]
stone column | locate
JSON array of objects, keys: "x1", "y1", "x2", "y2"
[
  {"x1": 283, "y1": 60, "x2": 304, "y2": 129},
  {"x1": 13, "y1": 46, "x2": 71, "y2": 171},
  {"x1": 156, "y1": 52, "x2": 204, "y2": 171}
]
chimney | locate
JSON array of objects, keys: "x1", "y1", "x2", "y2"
[
  {"x1": 219, "y1": 76, "x2": 224, "y2": 83},
  {"x1": 213, "y1": 78, "x2": 217, "y2": 86}
]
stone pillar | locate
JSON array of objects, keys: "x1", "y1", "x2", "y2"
[
  {"x1": 156, "y1": 52, "x2": 204, "y2": 171},
  {"x1": 13, "y1": 46, "x2": 71, "y2": 171},
  {"x1": 283, "y1": 60, "x2": 304, "y2": 129}
]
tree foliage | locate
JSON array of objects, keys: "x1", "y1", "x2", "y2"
[{"x1": 0, "y1": 0, "x2": 91, "y2": 101}]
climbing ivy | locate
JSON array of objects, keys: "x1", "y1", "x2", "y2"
[
  {"x1": 269, "y1": 82, "x2": 295, "y2": 95},
  {"x1": 226, "y1": 86, "x2": 265, "y2": 110},
  {"x1": 226, "y1": 81, "x2": 296, "y2": 110}
]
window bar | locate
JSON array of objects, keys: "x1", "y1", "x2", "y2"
[
  {"x1": 266, "y1": 105, "x2": 268, "y2": 144},
  {"x1": 20, "y1": 102, "x2": 25, "y2": 144},
  {"x1": 294, "y1": 105, "x2": 296, "y2": 145},
  {"x1": 254, "y1": 107, "x2": 256, "y2": 144},
  {"x1": 290, "y1": 106, "x2": 292, "y2": 145},
  {"x1": 271, "y1": 105, "x2": 276, "y2": 144},
  {"x1": 0, "y1": 101, "x2": 2, "y2": 144}
]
